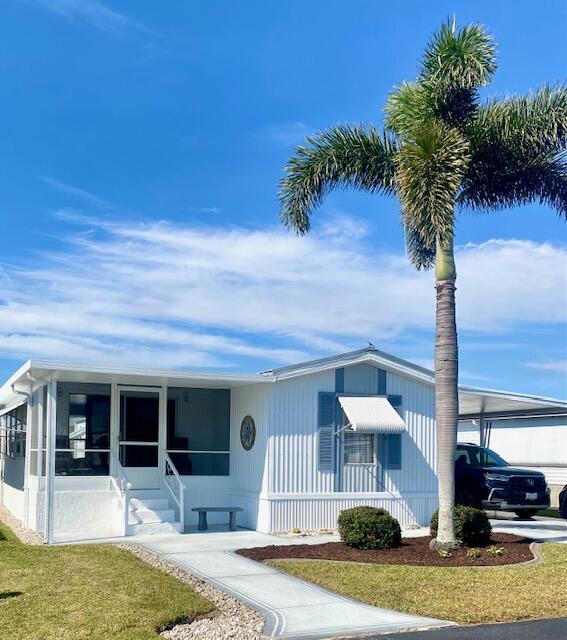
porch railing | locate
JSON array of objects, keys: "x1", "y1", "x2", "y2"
[
  {"x1": 110, "y1": 450, "x2": 132, "y2": 536},
  {"x1": 163, "y1": 453, "x2": 185, "y2": 528}
]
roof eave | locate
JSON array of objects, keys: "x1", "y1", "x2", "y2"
[
  {"x1": 459, "y1": 384, "x2": 567, "y2": 409},
  {"x1": 24, "y1": 360, "x2": 273, "y2": 387},
  {"x1": 272, "y1": 350, "x2": 435, "y2": 385}
]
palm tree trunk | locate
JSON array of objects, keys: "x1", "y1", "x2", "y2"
[{"x1": 431, "y1": 236, "x2": 460, "y2": 549}]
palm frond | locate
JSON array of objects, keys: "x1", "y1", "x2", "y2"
[
  {"x1": 420, "y1": 20, "x2": 496, "y2": 90},
  {"x1": 396, "y1": 121, "x2": 470, "y2": 252},
  {"x1": 468, "y1": 85, "x2": 567, "y2": 157},
  {"x1": 279, "y1": 125, "x2": 398, "y2": 233},
  {"x1": 404, "y1": 225, "x2": 436, "y2": 270},
  {"x1": 419, "y1": 21, "x2": 496, "y2": 130},
  {"x1": 461, "y1": 85, "x2": 567, "y2": 214},
  {"x1": 385, "y1": 82, "x2": 435, "y2": 136},
  {"x1": 460, "y1": 153, "x2": 567, "y2": 217}
]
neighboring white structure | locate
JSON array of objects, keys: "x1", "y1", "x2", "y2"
[
  {"x1": 0, "y1": 347, "x2": 564, "y2": 543},
  {"x1": 458, "y1": 386, "x2": 567, "y2": 505}
]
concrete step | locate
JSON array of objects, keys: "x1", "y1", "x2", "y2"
[
  {"x1": 129, "y1": 497, "x2": 170, "y2": 511},
  {"x1": 129, "y1": 489, "x2": 167, "y2": 499},
  {"x1": 127, "y1": 521, "x2": 182, "y2": 536},
  {"x1": 129, "y1": 508, "x2": 176, "y2": 525}
]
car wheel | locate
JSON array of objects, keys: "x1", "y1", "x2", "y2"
[
  {"x1": 457, "y1": 489, "x2": 480, "y2": 508},
  {"x1": 514, "y1": 510, "x2": 534, "y2": 520}
]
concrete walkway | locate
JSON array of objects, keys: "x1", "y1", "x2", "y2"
[
  {"x1": 491, "y1": 515, "x2": 567, "y2": 543},
  {"x1": 140, "y1": 529, "x2": 453, "y2": 639}
]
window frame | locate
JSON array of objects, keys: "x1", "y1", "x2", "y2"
[
  {"x1": 0, "y1": 402, "x2": 27, "y2": 459},
  {"x1": 342, "y1": 429, "x2": 376, "y2": 465},
  {"x1": 165, "y1": 387, "x2": 231, "y2": 476},
  {"x1": 55, "y1": 382, "x2": 111, "y2": 477}
]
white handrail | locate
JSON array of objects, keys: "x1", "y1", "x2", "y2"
[
  {"x1": 163, "y1": 452, "x2": 185, "y2": 529},
  {"x1": 110, "y1": 450, "x2": 132, "y2": 535}
]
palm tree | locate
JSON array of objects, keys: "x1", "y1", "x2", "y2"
[{"x1": 279, "y1": 20, "x2": 567, "y2": 548}]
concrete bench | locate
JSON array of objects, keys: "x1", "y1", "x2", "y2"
[{"x1": 191, "y1": 506, "x2": 243, "y2": 531}]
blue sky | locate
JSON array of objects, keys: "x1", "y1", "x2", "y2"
[{"x1": 0, "y1": 0, "x2": 566, "y2": 397}]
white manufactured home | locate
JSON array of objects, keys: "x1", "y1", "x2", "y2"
[{"x1": 0, "y1": 348, "x2": 443, "y2": 542}]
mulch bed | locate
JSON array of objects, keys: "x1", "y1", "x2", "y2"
[{"x1": 236, "y1": 533, "x2": 535, "y2": 567}]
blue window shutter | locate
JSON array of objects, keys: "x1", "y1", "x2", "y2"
[
  {"x1": 377, "y1": 368, "x2": 386, "y2": 395},
  {"x1": 378, "y1": 432, "x2": 402, "y2": 471},
  {"x1": 386, "y1": 394, "x2": 402, "y2": 469},
  {"x1": 388, "y1": 395, "x2": 403, "y2": 415},
  {"x1": 335, "y1": 368, "x2": 344, "y2": 394},
  {"x1": 318, "y1": 392, "x2": 336, "y2": 472},
  {"x1": 377, "y1": 434, "x2": 387, "y2": 468},
  {"x1": 387, "y1": 434, "x2": 402, "y2": 470}
]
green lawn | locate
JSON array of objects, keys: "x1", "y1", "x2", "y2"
[
  {"x1": 271, "y1": 543, "x2": 567, "y2": 624},
  {"x1": 0, "y1": 522, "x2": 214, "y2": 640},
  {"x1": 538, "y1": 508, "x2": 561, "y2": 518}
]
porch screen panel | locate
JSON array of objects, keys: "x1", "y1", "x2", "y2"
[
  {"x1": 55, "y1": 383, "x2": 111, "y2": 476},
  {"x1": 166, "y1": 387, "x2": 230, "y2": 475},
  {"x1": 0, "y1": 403, "x2": 26, "y2": 459},
  {"x1": 29, "y1": 386, "x2": 47, "y2": 476}
]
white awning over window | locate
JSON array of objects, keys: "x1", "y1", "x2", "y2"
[{"x1": 338, "y1": 396, "x2": 406, "y2": 434}]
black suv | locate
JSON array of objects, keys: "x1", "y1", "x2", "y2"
[{"x1": 455, "y1": 443, "x2": 550, "y2": 518}]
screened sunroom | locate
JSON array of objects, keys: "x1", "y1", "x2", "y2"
[{"x1": 0, "y1": 360, "x2": 263, "y2": 543}]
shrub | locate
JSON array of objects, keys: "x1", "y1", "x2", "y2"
[
  {"x1": 437, "y1": 549, "x2": 452, "y2": 559},
  {"x1": 488, "y1": 545, "x2": 504, "y2": 556},
  {"x1": 338, "y1": 506, "x2": 402, "y2": 550},
  {"x1": 430, "y1": 505, "x2": 492, "y2": 547},
  {"x1": 466, "y1": 547, "x2": 481, "y2": 558}
]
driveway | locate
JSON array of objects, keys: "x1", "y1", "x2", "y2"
[
  {"x1": 139, "y1": 529, "x2": 454, "y2": 639},
  {"x1": 358, "y1": 616, "x2": 567, "y2": 640},
  {"x1": 491, "y1": 515, "x2": 567, "y2": 543}
]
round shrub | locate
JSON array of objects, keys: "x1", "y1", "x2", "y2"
[
  {"x1": 338, "y1": 506, "x2": 402, "y2": 550},
  {"x1": 430, "y1": 505, "x2": 492, "y2": 547}
]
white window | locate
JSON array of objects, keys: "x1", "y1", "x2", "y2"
[
  {"x1": 0, "y1": 403, "x2": 27, "y2": 458},
  {"x1": 343, "y1": 430, "x2": 375, "y2": 464}
]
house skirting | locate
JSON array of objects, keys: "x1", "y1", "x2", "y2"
[{"x1": 230, "y1": 491, "x2": 438, "y2": 533}]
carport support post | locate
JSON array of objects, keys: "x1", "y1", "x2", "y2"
[
  {"x1": 23, "y1": 393, "x2": 33, "y2": 529},
  {"x1": 44, "y1": 377, "x2": 57, "y2": 544},
  {"x1": 478, "y1": 413, "x2": 485, "y2": 449}
]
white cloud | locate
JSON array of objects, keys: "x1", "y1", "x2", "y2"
[
  {"x1": 525, "y1": 361, "x2": 567, "y2": 375},
  {"x1": 41, "y1": 177, "x2": 115, "y2": 210},
  {"x1": 456, "y1": 239, "x2": 567, "y2": 329},
  {"x1": 32, "y1": 0, "x2": 147, "y2": 34},
  {"x1": 185, "y1": 206, "x2": 222, "y2": 215},
  {"x1": 0, "y1": 216, "x2": 565, "y2": 371},
  {"x1": 260, "y1": 122, "x2": 315, "y2": 146}
]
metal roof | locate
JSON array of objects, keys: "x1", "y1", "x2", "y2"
[
  {"x1": 458, "y1": 385, "x2": 567, "y2": 420},
  {"x1": 267, "y1": 347, "x2": 435, "y2": 384},
  {"x1": 1, "y1": 349, "x2": 565, "y2": 420},
  {"x1": 0, "y1": 359, "x2": 271, "y2": 410},
  {"x1": 338, "y1": 396, "x2": 406, "y2": 433}
]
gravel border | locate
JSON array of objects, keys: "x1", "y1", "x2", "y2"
[
  {"x1": 0, "y1": 505, "x2": 45, "y2": 545},
  {"x1": 119, "y1": 544, "x2": 266, "y2": 640}
]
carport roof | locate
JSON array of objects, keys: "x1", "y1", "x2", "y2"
[{"x1": 458, "y1": 385, "x2": 567, "y2": 420}]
